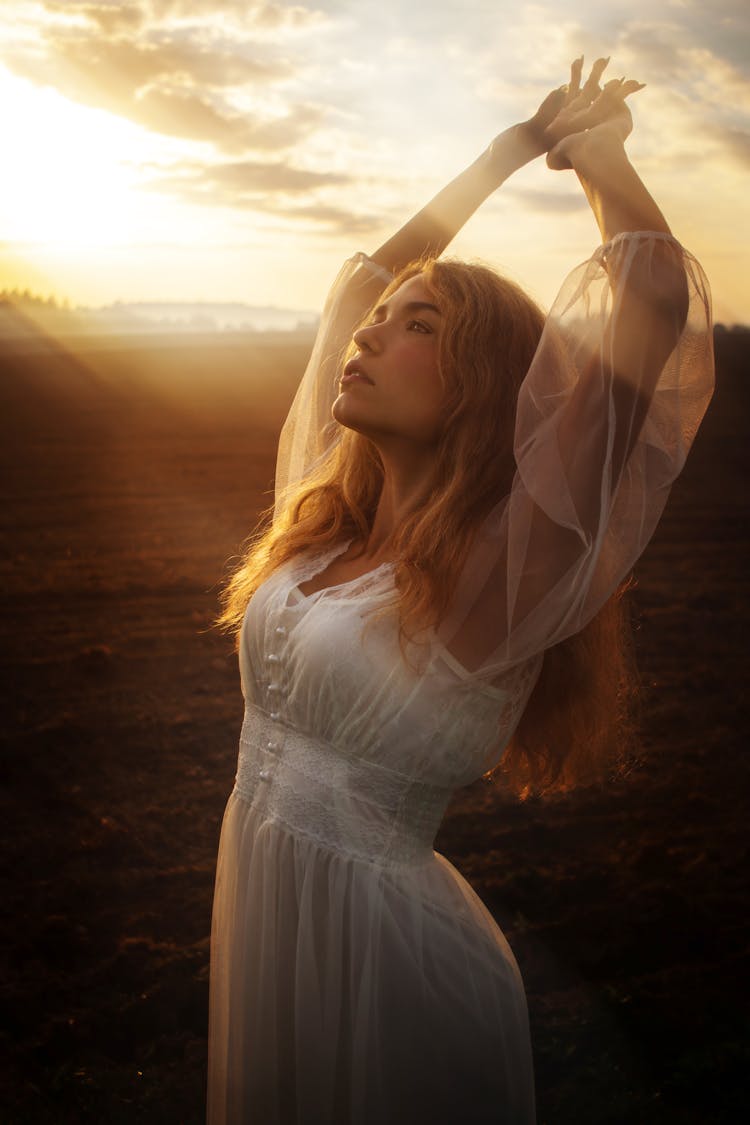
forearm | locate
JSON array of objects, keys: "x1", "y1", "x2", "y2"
[
  {"x1": 569, "y1": 134, "x2": 671, "y2": 242},
  {"x1": 369, "y1": 123, "x2": 545, "y2": 275},
  {"x1": 561, "y1": 137, "x2": 688, "y2": 487}
]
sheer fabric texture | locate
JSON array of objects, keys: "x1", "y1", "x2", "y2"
[{"x1": 208, "y1": 234, "x2": 713, "y2": 1124}]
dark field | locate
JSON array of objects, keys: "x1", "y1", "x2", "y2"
[{"x1": 0, "y1": 312, "x2": 747, "y2": 1124}]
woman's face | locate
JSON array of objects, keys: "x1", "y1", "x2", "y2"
[{"x1": 332, "y1": 275, "x2": 445, "y2": 449}]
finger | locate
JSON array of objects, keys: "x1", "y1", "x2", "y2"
[
  {"x1": 591, "y1": 56, "x2": 610, "y2": 82},
  {"x1": 568, "y1": 55, "x2": 584, "y2": 99},
  {"x1": 598, "y1": 77, "x2": 645, "y2": 106},
  {"x1": 582, "y1": 55, "x2": 609, "y2": 98},
  {"x1": 547, "y1": 137, "x2": 573, "y2": 171},
  {"x1": 589, "y1": 82, "x2": 628, "y2": 115},
  {"x1": 601, "y1": 77, "x2": 628, "y2": 99},
  {"x1": 539, "y1": 86, "x2": 568, "y2": 113},
  {"x1": 565, "y1": 89, "x2": 594, "y2": 112},
  {"x1": 531, "y1": 85, "x2": 568, "y2": 131},
  {"x1": 620, "y1": 80, "x2": 646, "y2": 98}
]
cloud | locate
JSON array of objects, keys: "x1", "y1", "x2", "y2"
[
  {"x1": 683, "y1": 45, "x2": 750, "y2": 106},
  {"x1": 146, "y1": 156, "x2": 350, "y2": 206},
  {"x1": 241, "y1": 2, "x2": 325, "y2": 31},
  {"x1": 504, "y1": 187, "x2": 588, "y2": 215},
  {"x1": 717, "y1": 126, "x2": 750, "y2": 167},
  {"x1": 615, "y1": 23, "x2": 687, "y2": 81},
  {"x1": 6, "y1": 38, "x2": 313, "y2": 152},
  {"x1": 143, "y1": 156, "x2": 380, "y2": 233},
  {"x1": 191, "y1": 158, "x2": 351, "y2": 194},
  {"x1": 42, "y1": 1, "x2": 323, "y2": 31},
  {"x1": 605, "y1": 24, "x2": 750, "y2": 174},
  {"x1": 13, "y1": 23, "x2": 292, "y2": 91},
  {"x1": 41, "y1": 2, "x2": 145, "y2": 34},
  {"x1": 616, "y1": 1, "x2": 750, "y2": 77},
  {"x1": 617, "y1": 20, "x2": 750, "y2": 91},
  {"x1": 132, "y1": 88, "x2": 269, "y2": 150},
  {"x1": 265, "y1": 201, "x2": 380, "y2": 235},
  {"x1": 8, "y1": 2, "x2": 326, "y2": 153}
]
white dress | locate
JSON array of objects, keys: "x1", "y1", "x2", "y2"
[{"x1": 207, "y1": 234, "x2": 714, "y2": 1124}]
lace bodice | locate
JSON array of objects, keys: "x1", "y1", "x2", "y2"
[{"x1": 235, "y1": 541, "x2": 541, "y2": 865}]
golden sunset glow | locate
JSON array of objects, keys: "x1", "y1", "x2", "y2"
[
  {"x1": 0, "y1": 1, "x2": 748, "y2": 319},
  {"x1": 2, "y1": 7, "x2": 746, "y2": 1123},
  {"x1": 0, "y1": 73, "x2": 152, "y2": 248}
]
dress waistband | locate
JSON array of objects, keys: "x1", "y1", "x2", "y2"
[{"x1": 234, "y1": 703, "x2": 451, "y2": 867}]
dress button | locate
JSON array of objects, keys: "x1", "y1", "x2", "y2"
[
  {"x1": 259, "y1": 768, "x2": 270, "y2": 781},
  {"x1": 268, "y1": 682, "x2": 280, "y2": 693},
  {"x1": 275, "y1": 625, "x2": 287, "y2": 636},
  {"x1": 267, "y1": 653, "x2": 280, "y2": 664},
  {"x1": 270, "y1": 711, "x2": 280, "y2": 722},
  {"x1": 267, "y1": 741, "x2": 279, "y2": 753}
]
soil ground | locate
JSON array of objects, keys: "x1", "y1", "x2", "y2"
[{"x1": 0, "y1": 315, "x2": 747, "y2": 1123}]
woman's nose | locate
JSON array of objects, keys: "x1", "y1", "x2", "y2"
[{"x1": 353, "y1": 321, "x2": 380, "y2": 352}]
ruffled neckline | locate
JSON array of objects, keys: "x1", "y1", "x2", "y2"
[{"x1": 288, "y1": 539, "x2": 395, "y2": 604}]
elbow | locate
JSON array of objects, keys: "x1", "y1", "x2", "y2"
[
  {"x1": 615, "y1": 238, "x2": 690, "y2": 359},
  {"x1": 644, "y1": 239, "x2": 690, "y2": 341}
]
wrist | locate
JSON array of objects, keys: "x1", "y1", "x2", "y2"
[
  {"x1": 564, "y1": 131, "x2": 671, "y2": 240},
  {"x1": 563, "y1": 128, "x2": 630, "y2": 178},
  {"x1": 486, "y1": 122, "x2": 543, "y2": 182}
]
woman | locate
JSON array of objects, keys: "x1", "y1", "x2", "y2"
[{"x1": 208, "y1": 59, "x2": 713, "y2": 1124}]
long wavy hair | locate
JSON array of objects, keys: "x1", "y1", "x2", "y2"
[{"x1": 218, "y1": 257, "x2": 638, "y2": 796}]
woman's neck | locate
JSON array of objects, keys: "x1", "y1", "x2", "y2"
[{"x1": 360, "y1": 447, "x2": 436, "y2": 560}]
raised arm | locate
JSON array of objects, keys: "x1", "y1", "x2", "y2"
[
  {"x1": 543, "y1": 65, "x2": 691, "y2": 523},
  {"x1": 366, "y1": 87, "x2": 566, "y2": 275},
  {"x1": 545, "y1": 59, "x2": 668, "y2": 239},
  {"x1": 368, "y1": 58, "x2": 629, "y2": 275},
  {"x1": 275, "y1": 85, "x2": 570, "y2": 518},
  {"x1": 438, "y1": 61, "x2": 714, "y2": 675}
]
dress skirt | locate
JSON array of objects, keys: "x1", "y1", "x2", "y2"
[{"x1": 207, "y1": 720, "x2": 535, "y2": 1125}]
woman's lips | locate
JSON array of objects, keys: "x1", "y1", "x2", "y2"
[{"x1": 341, "y1": 360, "x2": 374, "y2": 385}]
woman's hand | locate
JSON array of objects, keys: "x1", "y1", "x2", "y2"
[
  {"x1": 369, "y1": 56, "x2": 645, "y2": 273},
  {"x1": 510, "y1": 57, "x2": 641, "y2": 164},
  {"x1": 539, "y1": 59, "x2": 670, "y2": 243},
  {"x1": 543, "y1": 57, "x2": 645, "y2": 170}
]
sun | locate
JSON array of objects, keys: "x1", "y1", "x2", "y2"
[
  {"x1": 0, "y1": 66, "x2": 176, "y2": 251},
  {"x1": 0, "y1": 65, "x2": 286, "y2": 306}
]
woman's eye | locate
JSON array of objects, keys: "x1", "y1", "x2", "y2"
[{"x1": 407, "y1": 320, "x2": 430, "y2": 333}]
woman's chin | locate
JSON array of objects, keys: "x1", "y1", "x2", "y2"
[{"x1": 332, "y1": 394, "x2": 369, "y2": 434}]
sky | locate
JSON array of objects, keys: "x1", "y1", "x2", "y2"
[{"x1": 0, "y1": 0, "x2": 748, "y2": 322}]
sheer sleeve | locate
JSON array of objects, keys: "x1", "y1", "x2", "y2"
[
  {"x1": 437, "y1": 231, "x2": 714, "y2": 677},
  {"x1": 274, "y1": 252, "x2": 393, "y2": 523}
]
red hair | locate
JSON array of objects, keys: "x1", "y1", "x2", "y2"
[{"x1": 218, "y1": 258, "x2": 637, "y2": 795}]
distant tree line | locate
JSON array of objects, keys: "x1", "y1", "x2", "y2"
[
  {"x1": 0, "y1": 289, "x2": 70, "y2": 310},
  {"x1": 0, "y1": 288, "x2": 317, "y2": 335}
]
